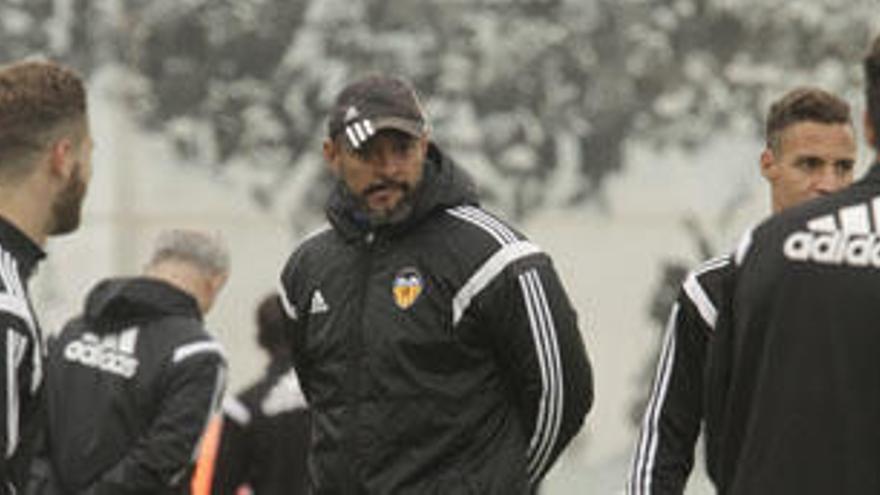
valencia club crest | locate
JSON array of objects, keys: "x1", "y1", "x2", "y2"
[{"x1": 392, "y1": 267, "x2": 423, "y2": 310}]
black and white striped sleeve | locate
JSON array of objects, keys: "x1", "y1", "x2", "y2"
[
  {"x1": 627, "y1": 256, "x2": 732, "y2": 495},
  {"x1": 0, "y1": 254, "x2": 40, "y2": 495},
  {"x1": 488, "y1": 256, "x2": 593, "y2": 486},
  {"x1": 447, "y1": 206, "x2": 593, "y2": 487},
  {"x1": 89, "y1": 339, "x2": 227, "y2": 493}
]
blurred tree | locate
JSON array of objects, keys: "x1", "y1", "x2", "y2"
[{"x1": 1, "y1": 0, "x2": 876, "y2": 229}]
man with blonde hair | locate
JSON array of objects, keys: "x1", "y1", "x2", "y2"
[{"x1": 0, "y1": 59, "x2": 92, "y2": 493}]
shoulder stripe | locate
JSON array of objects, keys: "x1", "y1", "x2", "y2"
[
  {"x1": 173, "y1": 341, "x2": 225, "y2": 364},
  {"x1": 447, "y1": 206, "x2": 518, "y2": 245},
  {"x1": 734, "y1": 227, "x2": 754, "y2": 266},
  {"x1": 452, "y1": 241, "x2": 542, "y2": 326},
  {"x1": 628, "y1": 303, "x2": 680, "y2": 495},
  {"x1": 683, "y1": 272, "x2": 718, "y2": 329},
  {"x1": 277, "y1": 280, "x2": 298, "y2": 321},
  {"x1": 693, "y1": 255, "x2": 730, "y2": 276},
  {"x1": 222, "y1": 396, "x2": 252, "y2": 426},
  {"x1": 520, "y1": 269, "x2": 564, "y2": 484}
]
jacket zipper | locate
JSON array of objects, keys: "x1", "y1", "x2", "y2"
[{"x1": 346, "y1": 231, "x2": 375, "y2": 493}]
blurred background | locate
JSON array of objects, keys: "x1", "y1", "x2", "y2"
[{"x1": 3, "y1": 0, "x2": 878, "y2": 492}]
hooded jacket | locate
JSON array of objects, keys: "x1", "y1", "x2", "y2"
[
  {"x1": 279, "y1": 144, "x2": 593, "y2": 494},
  {"x1": 43, "y1": 277, "x2": 226, "y2": 495}
]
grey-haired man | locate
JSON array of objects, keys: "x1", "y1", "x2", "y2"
[{"x1": 41, "y1": 229, "x2": 229, "y2": 495}]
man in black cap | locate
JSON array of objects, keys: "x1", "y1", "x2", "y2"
[
  {"x1": 704, "y1": 35, "x2": 880, "y2": 494},
  {"x1": 278, "y1": 74, "x2": 593, "y2": 494}
]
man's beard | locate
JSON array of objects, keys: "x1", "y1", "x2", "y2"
[
  {"x1": 358, "y1": 179, "x2": 416, "y2": 227},
  {"x1": 49, "y1": 162, "x2": 87, "y2": 236}
]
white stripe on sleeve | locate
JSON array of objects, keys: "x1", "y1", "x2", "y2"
[
  {"x1": 628, "y1": 303, "x2": 680, "y2": 495},
  {"x1": 452, "y1": 241, "x2": 542, "y2": 326},
  {"x1": 519, "y1": 269, "x2": 564, "y2": 484},
  {"x1": 5, "y1": 330, "x2": 27, "y2": 459},
  {"x1": 223, "y1": 396, "x2": 252, "y2": 426},
  {"x1": 173, "y1": 341, "x2": 225, "y2": 364}
]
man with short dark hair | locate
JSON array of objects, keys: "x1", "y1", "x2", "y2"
[
  {"x1": 628, "y1": 86, "x2": 857, "y2": 495},
  {"x1": 42, "y1": 229, "x2": 229, "y2": 494},
  {"x1": 204, "y1": 294, "x2": 309, "y2": 495},
  {"x1": 0, "y1": 59, "x2": 92, "y2": 494},
  {"x1": 278, "y1": 74, "x2": 593, "y2": 494},
  {"x1": 703, "y1": 36, "x2": 880, "y2": 494}
]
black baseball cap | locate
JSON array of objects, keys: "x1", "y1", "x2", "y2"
[{"x1": 327, "y1": 75, "x2": 428, "y2": 150}]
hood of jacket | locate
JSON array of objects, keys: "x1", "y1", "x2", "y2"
[
  {"x1": 82, "y1": 277, "x2": 202, "y2": 333},
  {"x1": 325, "y1": 142, "x2": 479, "y2": 242}
]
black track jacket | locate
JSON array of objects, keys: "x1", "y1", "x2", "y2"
[
  {"x1": 279, "y1": 144, "x2": 593, "y2": 494},
  {"x1": 43, "y1": 278, "x2": 226, "y2": 495},
  {"x1": 0, "y1": 217, "x2": 45, "y2": 494},
  {"x1": 628, "y1": 255, "x2": 733, "y2": 494},
  {"x1": 210, "y1": 357, "x2": 309, "y2": 494},
  {"x1": 706, "y1": 163, "x2": 880, "y2": 494}
]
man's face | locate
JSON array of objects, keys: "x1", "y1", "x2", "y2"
[
  {"x1": 50, "y1": 132, "x2": 93, "y2": 235},
  {"x1": 762, "y1": 121, "x2": 857, "y2": 212},
  {"x1": 325, "y1": 129, "x2": 429, "y2": 225}
]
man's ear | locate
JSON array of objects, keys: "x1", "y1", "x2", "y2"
[
  {"x1": 760, "y1": 147, "x2": 777, "y2": 181},
  {"x1": 865, "y1": 110, "x2": 876, "y2": 150},
  {"x1": 48, "y1": 137, "x2": 76, "y2": 180},
  {"x1": 323, "y1": 138, "x2": 341, "y2": 176}
]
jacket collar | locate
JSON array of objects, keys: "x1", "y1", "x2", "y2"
[{"x1": 0, "y1": 215, "x2": 46, "y2": 281}]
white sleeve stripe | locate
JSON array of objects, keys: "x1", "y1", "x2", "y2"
[
  {"x1": 6, "y1": 331, "x2": 26, "y2": 459},
  {"x1": 447, "y1": 206, "x2": 518, "y2": 244},
  {"x1": 452, "y1": 241, "x2": 542, "y2": 326},
  {"x1": 185, "y1": 365, "x2": 227, "y2": 468},
  {"x1": 734, "y1": 227, "x2": 754, "y2": 266},
  {"x1": 0, "y1": 249, "x2": 41, "y2": 395},
  {"x1": 520, "y1": 273, "x2": 552, "y2": 458},
  {"x1": 683, "y1": 272, "x2": 718, "y2": 329},
  {"x1": 222, "y1": 396, "x2": 252, "y2": 425},
  {"x1": 172, "y1": 341, "x2": 225, "y2": 364},
  {"x1": 628, "y1": 303, "x2": 680, "y2": 495},
  {"x1": 520, "y1": 270, "x2": 564, "y2": 483},
  {"x1": 528, "y1": 270, "x2": 564, "y2": 482},
  {"x1": 277, "y1": 281, "x2": 298, "y2": 321}
]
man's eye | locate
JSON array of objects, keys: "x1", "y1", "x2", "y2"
[{"x1": 797, "y1": 158, "x2": 823, "y2": 170}]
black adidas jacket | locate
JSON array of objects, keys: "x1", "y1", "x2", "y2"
[
  {"x1": 210, "y1": 357, "x2": 309, "y2": 495},
  {"x1": 42, "y1": 278, "x2": 226, "y2": 495},
  {"x1": 279, "y1": 144, "x2": 593, "y2": 494},
  {"x1": 628, "y1": 255, "x2": 733, "y2": 495},
  {"x1": 0, "y1": 217, "x2": 46, "y2": 494},
  {"x1": 705, "y1": 163, "x2": 880, "y2": 494}
]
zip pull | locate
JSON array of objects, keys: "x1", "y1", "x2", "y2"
[{"x1": 365, "y1": 232, "x2": 375, "y2": 244}]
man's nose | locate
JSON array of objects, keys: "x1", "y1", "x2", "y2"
[
  {"x1": 813, "y1": 166, "x2": 843, "y2": 195},
  {"x1": 371, "y1": 151, "x2": 402, "y2": 175}
]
